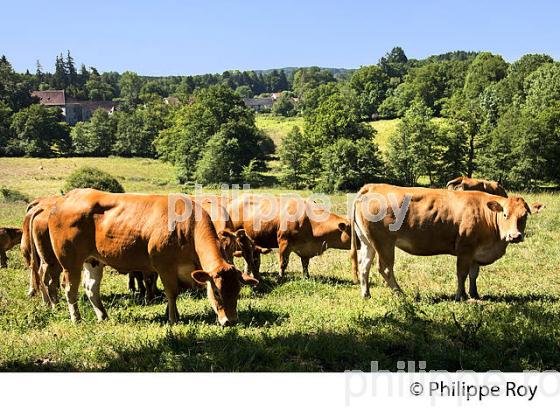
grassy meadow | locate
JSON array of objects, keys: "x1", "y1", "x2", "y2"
[{"x1": 1, "y1": 157, "x2": 560, "y2": 371}]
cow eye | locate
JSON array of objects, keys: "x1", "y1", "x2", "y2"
[{"x1": 503, "y1": 213, "x2": 508, "y2": 219}]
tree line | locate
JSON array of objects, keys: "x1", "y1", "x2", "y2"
[{"x1": 1, "y1": 48, "x2": 560, "y2": 191}]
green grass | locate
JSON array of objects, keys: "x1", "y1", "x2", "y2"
[
  {"x1": 1, "y1": 157, "x2": 560, "y2": 371},
  {"x1": 256, "y1": 114, "x2": 304, "y2": 148}
]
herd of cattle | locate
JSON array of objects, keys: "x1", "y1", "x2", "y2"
[{"x1": 0, "y1": 176, "x2": 545, "y2": 326}]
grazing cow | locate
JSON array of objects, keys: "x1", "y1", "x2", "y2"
[
  {"x1": 228, "y1": 194, "x2": 351, "y2": 278},
  {"x1": 23, "y1": 196, "x2": 63, "y2": 305},
  {"x1": 193, "y1": 195, "x2": 271, "y2": 279},
  {"x1": 447, "y1": 176, "x2": 508, "y2": 197},
  {"x1": 47, "y1": 189, "x2": 258, "y2": 325},
  {"x1": 25, "y1": 196, "x2": 160, "y2": 305},
  {"x1": 351, "y1": 184, "x2": 531, "y2": 300},
  {"x1": 447, "y1": 176, "x2": 545, "y2": 214},
  {"x1": 0, "y1": 227, "x2": 23, "y2": 268}
]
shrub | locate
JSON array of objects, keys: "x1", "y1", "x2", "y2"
[
  {"x1": 0, "y1": 186, "x2": 30, "y2": 203},
  {"x1": 63, "y1": 166, "x2": 125, "y2": 193}
]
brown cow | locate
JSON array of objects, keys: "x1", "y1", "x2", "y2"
[
  {"x1": 447, "y1": 176, "x2": 508, "y2": 197},
  {"x1": 22, "y1": 196, "x2": 62, "y2": 301},
  {"x1": 447, "y1": 176, "x2": 544, "y2": 214},
  {"x1": 228, "y1": 194, "x2": 351, "y2": 278},
  {"x1": 193, "y1": 194, "x2": 271, "y2": 278},
  {"x1": 47, "y1": 189, "x2": 258, "y2": 325},
  {"x1": 351, "y1": 184, "x2": 531, "y2": 300},
  {"x1": 0, "y1": 227, "x2": 23, "y2": 268}
]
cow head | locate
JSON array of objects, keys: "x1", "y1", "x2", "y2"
[
  {"x1": 337, "y1": 221, "x2": 352, "y2": 247},
  {"x1": 191, "y1": 264, "x2": 258, "y2": 326},
  {"x1": 487, "y1": 196, "x2": 531, "y2": 244},
  {"x1": 231, "y1": 230, "x2": 272, "y2": 278}
]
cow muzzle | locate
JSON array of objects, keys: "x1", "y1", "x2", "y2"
[
  {"x1": 218, "y1": 316, "x2": 238, "y2": 327},
  {"x1": 506, "y1": 232, "x2": 524, "y2": 243}
]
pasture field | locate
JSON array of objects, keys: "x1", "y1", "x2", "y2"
[
  {"x1": 1, "y1": 157, "x2": 560, "y2": 371},
  {"x1": 255, "y1": 114, "x2": 396, "y2": 152}
]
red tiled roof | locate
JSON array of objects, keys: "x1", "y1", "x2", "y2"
[{"x1": 31, "y1": 90, "x2": 66, "y2": 106}]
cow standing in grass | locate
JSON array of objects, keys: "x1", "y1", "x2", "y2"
[
  {"x1": 47, "y1": 189, "x2": 258, "y2": 325},
  {"x1": 351, "y1": 183, "x2": 532, "y2": 300},
  {"x1": 0, "y1": 227, "x2": 23, "y2": 268},
  {"x1": 228, "y1": 194, "x2": 351, "y2": 278}
]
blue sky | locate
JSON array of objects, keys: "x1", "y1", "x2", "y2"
[{"x1": 0, "y1": 0, "x2": 557, "y2": 75}]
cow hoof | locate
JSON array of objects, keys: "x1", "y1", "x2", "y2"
[
  {"x1": 454, "y1": 293, "x2": 468, "y2": 302},
  {"x1": 362, "y1": 292, "x2": 371, "y2": 299}
]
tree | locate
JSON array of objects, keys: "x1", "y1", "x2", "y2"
[
  {"x1": 119, "y1": 71, "x2": 144, "y2": 107},
  {"x1": 463, "y1": 52, "x2": 508, "y2": 100},
  {"x1": 0, "y1": 101, "x2": 13, "y2": 155},
  {"x1": 437, "y1": 120, "x2": 469, "y2": 185},
  {"x1": 9, "y1": 104, "x2": 70, "y2": 157},
  {"x1": 319, "y1": 138, "x2": 384, "y2": 192},
  {"x1": 304, "y1": 88, "x2": 373, "y2": 147},
  {"x1": 349, "y1": 65, "x2": 390, "y2": 119},
  {"x1": 379, "y1": 47, "x2": 409, "y2": 79},
  {"x1": 155, "y1": 84, "x2": 269, "y2": 183},
  {"x1": 113, "y1": 102, "x2": 169, "y2": 157},
  {"x1": 86, "y1": 69, "x2": 115, "y2": 101},
  {"x1": 235, "y1": 85, "x2": 253, "y2": 98},
  {"x1": 194, "y1": 121, "x2": 270, "y2": 185},
  {"x1": 279, "y1": 126, "x2": 308, "y2": 189},
  {"x1": 52, "y1": 54, "x2": 68, "y2": 89},
  {"x1": 292, "y1": 67, "x2": 335, "y2": 97},
  {"x1": 0, "y1": 55, "x2": 34, "y2": 111},
  {"x1": 523, "y1": 62, "x2": 560, "y2": 115},
  {"x1": 272, "y1": 92, "x2": 296, "y2": 117},
  {"x1": 71, "y1": 109, "x2": 116, "y2": 156},
  {"x1": 386, "y1": 101, "x2": 439, "y2": 185}
]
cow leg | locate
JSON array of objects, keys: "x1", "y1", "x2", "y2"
[
  {"x1": 38, "y1": 263, "x2": 52, "y2": 305},
  {"x1": 159, "y1": 273, "x2": 179, "y2": 324},
  {"x1": 455, "y1": 257, "x2": 470, "y2": 301},
  {"x1": 27, "y1": 265, "x2": 39, "y2": 297},
  {"x1": 136, "y1": 273, "x2": 146, "y2": 300},
  {"x1": 128, "y1": 273, "x2": 136, "y2": 293},
  {"x1": 63, "y1": 268, "x2": 82, "y2": 322},
  {"x1": 376, "y1": 244, "x2": 402, "y2": 293},
  {"x1": 278, "y1": 239, "x2": 291, "y2": 278},
  {"x1": 83, "y1": 261, "x2": 108, "y2": 321},
  {"x1": 0, "y1": 250, "x2": 7, "y2": 268},
  {"x1": 468, "y1": 263, "x2": 481, "y2": 300},
  {"x1": 42, "y1": 262, "x2": 62, "y2": 308},
  {"x1": 143, "y1": 272, "x2": 158, "y2": 303},
  {"x1": 301, "y1": 256, "x2": 310, "y2": 278},
  {"x1": 358, "y1": 243, "x2": 374, "y2": 299}
]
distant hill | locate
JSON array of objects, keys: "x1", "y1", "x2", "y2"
[{"x1": 254, "y1": 66, "x2": 354, "y2": 79}]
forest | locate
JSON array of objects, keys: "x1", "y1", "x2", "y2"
[{"x1": 1, "y1": 47, "x2": 559, "y2": 191}]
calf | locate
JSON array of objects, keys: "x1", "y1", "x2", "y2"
[
  {"x1": 351, "y1": 183, "x2": 531, "y2": 300},
  {"x1": 0, "y1": 227, "x2": 23, "y2": 268}
]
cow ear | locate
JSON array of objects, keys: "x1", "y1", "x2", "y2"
[
  {"x1": 487, "y1": 201, "x2": 503, "y2": 213},
  {"x1": 256, "y1": 246, "x2": 272, "y2": 254},
  {"x1": 530, "y1": 202, "x2": 544, "y2": 214},
  {"x1": 218, "y1": 230, "x2": 235, "y2": 240},
  {"x1": 338, "y1": 222, "x2": 348, "y2": 232},
  {"x1": 191, "y1": 270, "x2": 211, "y2": 284},
  {"x1": 234, "y1": 229, "x2": 246, "y2": 239},
  {"x1": 233, "y1": 250, "x2": 243, "y2": 258},
  {"x1": 239, "y1": 272, "x2": 259, "y2": 287}
]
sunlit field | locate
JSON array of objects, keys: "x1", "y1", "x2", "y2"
[{"x1": 1, "y1": 157, "x2": 559, "y2": 371}]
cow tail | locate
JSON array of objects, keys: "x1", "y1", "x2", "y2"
[
  {"x1": 350, "y1": 195, "x2": 359, "y2": 284},
  {"x1": 28, "y1": 207, "x2": 43, "y2": 295}
]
